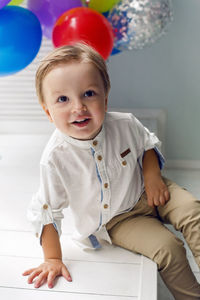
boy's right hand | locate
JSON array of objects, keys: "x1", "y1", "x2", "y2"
[{"x1": 22, "y1": 258, "x2": 72, "y2": 289}]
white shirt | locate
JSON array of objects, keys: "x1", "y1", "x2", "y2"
[{"x1": 28, "y1": 112, "x2": 164, "y2": 249}]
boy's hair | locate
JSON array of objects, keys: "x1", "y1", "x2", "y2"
[{"x1": 36, "y1": 43, "x2": 111, "y2": 105}]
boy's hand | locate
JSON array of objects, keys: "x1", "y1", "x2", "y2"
[
  {"x1": 22, "y1": 258, "x2": 72, "y2": 289},
  {"x1": 144, "y1": 175, "x2": 170, "y2": 207}
]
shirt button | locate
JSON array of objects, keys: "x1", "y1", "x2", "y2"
[
  {"x1": 122, "y1": 160, "x2": 127, "y2": 166},
  {"x1": 104, "y1": 183, "x2": 108, "y2": 188},
  {"x1": 97, "y1": 155, "x2": 102, "y2": 161},
  {"x1": 93, "y1": 140, "x2": 98, "y2": 146},
  {"x1": 104, "y1": 204, "x2": 109, "y2": 209},
  {"x1": 43, "y1": 204, "x2": 48, "y2": 210},
  {"x1": 36, "y1": 233, "x2": 39, "y2": 238}
]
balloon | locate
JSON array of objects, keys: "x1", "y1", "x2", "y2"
[
  {"x1": 0, "y1": 0, "x2": 11, "y2": 9},
  {"x1": 52, "y1": 7, "x2": 114, "y2": 60},
  {"x1": 84, "y1": 0, "x2": 120, "y2": 13},
  {"x1": 0, "y1": 6, "x2": 42, "y2": 76},
  {"x1": 111, "y1": 48, "x2": 121, "y2": 56},
  {"x1": 8, "y1": 0, "x2": 24, "y2": 5},
  {"x1": 27, "y1": 0, "x2": 83, "y2": 39},
  {"x1": 102, "y1": 11, "x2": 109, "y2": 18},
  {"x1": 108, "y1": 0, "x2": 173, "y2": 50}
]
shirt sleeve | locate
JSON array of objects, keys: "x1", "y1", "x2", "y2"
[
  {"x1": 131, "y1": 114, "x2": 165, "y2": 170},
  {"x1": 27, "y1": 162, "x2": 68, "y2": 244}
]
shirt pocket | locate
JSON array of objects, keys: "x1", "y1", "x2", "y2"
[{"x1": 106, "y1": 147, "x2": 137, "y2": 181}]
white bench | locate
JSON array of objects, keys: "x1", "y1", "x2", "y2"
[{"x1": 0, "y1": 134, "x2": 157, "y2": 299}]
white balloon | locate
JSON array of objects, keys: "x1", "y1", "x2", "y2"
[{"x1": 108, "y1": 0, "x2": 173, "y2": 50}]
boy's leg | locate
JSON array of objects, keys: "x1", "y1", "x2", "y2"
[
  {"x1": 158, "y1": 178, "x2": 200, "y2": 269},
  {"x1": 107, "y1": 193, "x2": 200, "y2": 300}
]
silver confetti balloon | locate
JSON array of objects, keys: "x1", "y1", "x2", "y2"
[{"x1": 108, "y1": 0, "x2": 173, "y2": 50}]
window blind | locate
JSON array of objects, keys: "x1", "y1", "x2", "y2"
[{"x1": 0, "y1": 38, "x2": 53, "y2": 122}]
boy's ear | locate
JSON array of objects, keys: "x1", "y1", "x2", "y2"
[{"x1": 42, "y1": 104, "x2": 53, "y2": 123}]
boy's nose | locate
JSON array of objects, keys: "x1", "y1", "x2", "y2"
[{"x1": 72, "y1": 99, "x2": 87, "y2": 113}]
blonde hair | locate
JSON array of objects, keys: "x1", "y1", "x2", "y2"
[{"x1": 35, "y1": 43, "x2": 111, "y2": 105}]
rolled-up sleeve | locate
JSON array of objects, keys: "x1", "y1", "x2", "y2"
[
  {"x1": 132, "y1": 115, "x2": 165, "y2": 170},
  {"x1": 27, "y1": 163, "x2": 68, "y2": 243}
]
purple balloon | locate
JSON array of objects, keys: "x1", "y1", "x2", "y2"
[
  {"x1": 27, "y1": 0, "x2": 83, "y2": 39},
  {"x1": 0, "y1": 0, "x2": 11, "y2": 9}
]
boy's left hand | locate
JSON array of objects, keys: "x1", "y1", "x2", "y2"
[{"x1": 144, "y1": 175, "x2": 170, "y2": 207}]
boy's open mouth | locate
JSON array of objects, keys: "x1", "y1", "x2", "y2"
[{"x1": 72, "y1": 118, "x2": 90, "y2": 127}]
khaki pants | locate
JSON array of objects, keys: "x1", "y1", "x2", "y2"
[{"x1": 106, "y1": 178, "x2": 200, "y2": 300}]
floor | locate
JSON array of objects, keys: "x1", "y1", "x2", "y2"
[{"x1": 1, "y1": 134, "x2": 200, "y2": 299}]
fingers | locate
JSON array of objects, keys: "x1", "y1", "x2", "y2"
[
  {"x1": 164, "y1": 189, "x2": 170, "y2": 202},
  {"x1": 22, "y1": 263, "x2": 72, "y2": 289},
  {"x1": 147, "y1": 193, "x2": 163, "y2": 207},
  {"x1": 22, "y1": 268, "x2": 36, "y2": 276},
  {"x1": 27, "y1": 269, "x2": 42, "y2": 285},
  {"x1": 34, "y1": 271, "x2": 48, "y2": 288},
  {"x1": 158, "y1": 195, "x2": 166, "y2": 206},
  {"x1": 22, "y1": 267, "x2": 49, "y2": 288},
  {"x1": 47, "y1": 271, "x2": 57, "y2": 289},
  {"x1": 62, "y1": 266, "x2": 72, "y2": 282},
  {"x1": 147, "y1": 196, "x2": 155, "y2": 207},
  {"x1": 147, "y1": 188, "x2": 170, "y2": 207},
  {"x1": 155, "y1": 191, "x2": 169, "y2": 206},
  {"x1": 154, "y1": 196, "x2": 160, "y2": 206},
  {"x1": 34, "y1": 268, "x2": 72, "y2": 289},
  {"x1": 25, "y1": 269, "x2": 55, "y2": 289}
]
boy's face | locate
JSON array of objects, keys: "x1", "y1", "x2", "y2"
[{"x1": 42, "y1": 61, "x2": 108, "y2": 140}]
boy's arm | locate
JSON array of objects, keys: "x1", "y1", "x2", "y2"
[
  {"x1": 142, "y1": 149, "x2": 170, "y2": 207},
  {"x1": 23, "y1": 224, "x2": 72, "y2": 288},
  {"x1": 42, "y1": 223, "x2": 62, "y2": 260}
]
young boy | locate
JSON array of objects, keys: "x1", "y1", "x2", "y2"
[{"x1": 23, "y1": 43, "x2": 200, "y2": 299}]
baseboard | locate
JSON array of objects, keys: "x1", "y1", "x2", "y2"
[{"x1": 165, "y1": 160, "x2": 200, "y2": 170}]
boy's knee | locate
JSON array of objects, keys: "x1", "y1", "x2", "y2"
[
  {"x1": 168, "y1": 200, "x2": 200, "y2": 232},
  {"x1": 153, "y1": 235, "x2": 186, "y2": 271},
  {"x1": 181, "y1": 200, "x2": 200, "y2": 215}
]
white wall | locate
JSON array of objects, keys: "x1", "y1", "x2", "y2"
[{"x1": 108, "y1": 0, "x2": 200, "y2": 161}]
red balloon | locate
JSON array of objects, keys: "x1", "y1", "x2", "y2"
[{"x1": 52, "y1": 7, "x2": 114, "y2": 60}]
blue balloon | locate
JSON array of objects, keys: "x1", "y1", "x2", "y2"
[
  {"x1": 111, "y1": 47, "x2": 121, "y2": 56},
  {"x1": 0, "y1": 6, "x2": 42, "y2": 76},
  {"x1": 102, "y1": 11, "x2": 109, "y2": 18}
]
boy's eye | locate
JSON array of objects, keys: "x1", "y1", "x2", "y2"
[
  {"x1": 84, "y1": 90, "x2": 95, "y2": 97},
  {"x1": 58, "y1": 96, "x2": 68, "y2": 103}
]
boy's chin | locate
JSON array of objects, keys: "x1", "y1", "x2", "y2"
[{"x1": 70, "y1": 127, "x2": 102, "y2": 141}]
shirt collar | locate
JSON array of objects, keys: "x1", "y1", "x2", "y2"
[{"x1": 58, "y1": 125, "x2": 105, "y2": 150}]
